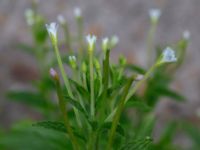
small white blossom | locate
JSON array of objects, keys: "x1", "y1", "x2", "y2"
[
  {"x1": 149, "y1": 9, "x2": 161, "y2": 23},
  {"x1": 110, "y1": 35, "x2": 119, "y2": 48},
  {"x1": 57, "y1": 15, "x2": 66, "y2": 25},
  {"x1": 102, "y1": 37, "x2": 109, "y2": 51},
  {"x1": 135, "y1": 74, "x2": 144, "y2": 81},
  {"x1": 69, "y1": 55, "x2": 76, "y2": 62},
  {"x1": 160, "y1": 47, "x2": 177, "y2": 63},
  {"x1": 183, "y1": 30, "x2": 190, "y2": 40},
  {"x1": 46, "y1": 22, "x2": 59, "y2": 43},
  {"x1": 74, "y1": 7, "x2": 82, "y2": 18},
  {"x1": 25, "y1": 8, "x2": 34, "y2": 25},
  {"x1": 49, "y1": 68, "x2": 57, "y2": 78},
  {"x1": 86, "y1": 34, "x2": 97, "y2": 51},
  {"x1": 69, "y1": 56, "x2": 77, "y2": 69}
]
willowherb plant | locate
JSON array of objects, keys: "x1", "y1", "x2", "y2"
[{"x1": 1, "y1": 2, "x2": 194, "y2": 150}]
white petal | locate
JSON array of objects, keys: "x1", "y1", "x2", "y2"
[
  {"x1": 102, "y1": 37, "x2": 109, "y2": 45},
  {"x1": 86, "y1": 34, "x2": 97, "y2": 46},
  {"x1": 46, "y1": 22, "x2": 58, "y2": 38},
  {"x1": 111, "y1": 35, "x2": 119, "y2": 46},
  {"x1": 25, "y1": 8, "x2": 34, "y2": 25},
  {"x1": 161, "y1": 47, "x2": 177, "y2": 63},
  {"x1": 57, "y1": 15, "x2": 66, "y2": 24},
  {"x1": 149, "y1": 9, "x2": 161, "y2": 21},
  {"x1": 74, "y1": 7, "x2": 82, "y2": 17},
  {"x1": 183, "y1": 30, "x2": 190, "y2": 40}
]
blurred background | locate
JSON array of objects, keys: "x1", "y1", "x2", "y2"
[{"x1": 0, "y1": 0, "x2": 200, "y2": 146}]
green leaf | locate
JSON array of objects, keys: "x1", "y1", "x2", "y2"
[
  {"x1": 126, "y1": 101, "x2": 152, "y2": 112},
  {"x1": 120, "y1": 137, "x2": 153, "y2": 150},
  {"x1": 7, "y1": 91, "x2": 51, "y2": 109},
  {"x1": 100, "y1": 122, "x2": 125, "y2": 136},
  {"x1": 33, "y1": 121, "x2": 86, "y2": 142},
  {"x1": 182, "y1": 122, "x2": 200, "y2": 147},
  {"x1": 135, "y1": 114, "x2": 155, "y2": 139},
  {"x1": 157, "y1": 122, "x2": 177, "y2": 147},
  {"x1": 0, "y1": 127, "x2": 72, "y2": 150},
  {"x1": 33, "y1": 121, "x2": 67, "y2": 133},
  {"x1": 125, "y1": 64, "x2": 146, "y2": 74},
  {"x1": 64, "y1": 96, "x2": 89, "y2": 118},
  {"x1": 69, "y1": 79, "x2": 90, "y2": 101},
  {"x1": 94, "y1": 78, "x2": 101, "y2": 97},
  {"x1": 32, "y1": 16, "x2": 48, "y2": 44},
  {"x1": 156, "y1": 87, "x2": 185, "y2": 101}
]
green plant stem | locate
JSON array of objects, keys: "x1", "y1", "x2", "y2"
[
  {"x1": 62, "y1": 24, "x2": 72, "y2": 53},
  {"x1": 147, "y1": 22, "x2": 157, "y2": 67},
  {"x1": 83, "y1": 73, "x2": 87, "y2": 89},
  {"x1": 77, "y1": 17, "x2": 84, "y2": 60},
  {"x1": 88, "y1": 130, "x2": 97, "y2": 150},
  {"x1": 89, "y1": 50, "x2": 95, "y2": 120},
  {"x1": 105, "y1": 64, "x2": 157, "y2": 122},
  {"x1": 126, "y1": 64, "x2": 156, "y2": 102},
  {"x1": 53, "y1": 43, "x2": 82, "y2": 127},
  {"x1": 106, "y1": 77, "x2": 134, "y2": 150},
  {"x1": 53, "y1": 44, "x2": 73, "y2": 97},
  {"x1": 53, "y1": 75, "x2": 79, "y2": 150},
  {"x1": 99, "y1": 49, "x2": 110, "y2": 121}
]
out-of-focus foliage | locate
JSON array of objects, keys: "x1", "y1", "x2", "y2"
[{"x1": 1, "y1": 1, "x2": 196, "y2": 150}]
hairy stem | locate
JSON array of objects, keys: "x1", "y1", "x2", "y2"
[
  {"x1": 53, "y1": 44, "x2": 82, "y2": 127},
  {"x1": 106, "y1": 77, "x2": 134, "y2": 150},
  {"x1": 105, "y1": 64, "x2": 157, "y2": 122},
  {"x1": 53, "y1": 75, "x2": 79, "y2": 150},
  {"x1": 89, "y1": 50, "x2": 95, "y2": 119}
]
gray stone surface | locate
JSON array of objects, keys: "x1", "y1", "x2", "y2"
[{"x1": 0, "y1": 0, "x2": 200, "y2": 139}]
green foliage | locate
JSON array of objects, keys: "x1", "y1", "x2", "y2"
[
  {"x1": 7, "y1": 91, "x2": 51, "y2": 109},
  {"x1": 0, "y1": 125, "x2": 72, "y2": 150},
  {"x1": 3, "y1": 2, "x2": 193, "y2": 150},
  {"x1": 120, "y1": 137, "x2": 153, "y2": 150}
]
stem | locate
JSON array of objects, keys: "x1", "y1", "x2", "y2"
[
  {"x1": 126, "y1": 64, "x2": 156, "y2": 102},
  {"x1": 53, "y1": 44, "x2": 73, "y2": 97},
  {"x1": 88, "y1": 130, "x2": 97, "y2": 150},
  {"x1": 99, "y1": 49, "x2": 110, "y2": 121},
  {"x1": 147, "y1": 22, "x2": 157, "y2": 67},
  {"x1": 77, "y1": 17, "x2": 84, "y2": 60},
  {"x1": 83, "y1": 73, "x2": 87, "y2": 89},
  {"x1": 62, "y1": 24, "x2": 72, "y2": 53},
  {"x1": 106, "y1": 77, "x2": 134, "y2": 150},
  {"x1": 105, "y1": 64, "x2": 157, "y2": 122},
  {"x1": 53, "y1": 44, "x2": 82, "y2": 127},
  {"x1": 53, "y1": 76, "x2": 79, "y2": 150},
  {"x1": 89, "y1": 50, "x2": 95, "y2": 120}
]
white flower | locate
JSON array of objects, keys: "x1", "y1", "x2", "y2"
[
  {"x1": 86, "y1": 34, "x2": 97, "y2": 51},
  {"x1": 102, "y1": 37, "x2": 109, "y2": 51},
  {"x1": 74, "y1": 7, "x2": 82, "y2": 18},
  {"x1": 110, "y1": 35, "x2": 119, "y2": 48},
  {"x1": 57, "y1": 15, "x2": 66, "y2": 25},
  {"x1": 25, "y1": 8, "x2": 34, "y2": 25},
  {"x1": 149, "y1": 9, "x2": 161, "y2": 23},
  {"x1": 46, "y1": 22, "x2": 59, "y2": 43},
  {"x1": 183, "y1": 30, "x2": 190, "y2": 40},
  {"x1": 160, "y1": 47, "x2": 177, "y2": 63}
]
